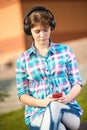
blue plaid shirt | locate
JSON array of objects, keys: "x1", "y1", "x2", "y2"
[{"x1": 16, "y1": 41, "x2": 83, "y2": 126}]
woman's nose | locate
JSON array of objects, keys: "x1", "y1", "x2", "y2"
[{"x1": 40, "y1": 31, "x2": 45, "y2": 37}]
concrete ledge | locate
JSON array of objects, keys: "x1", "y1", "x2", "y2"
[{"x1": 79, "y1": 122, "x2": 87, "y2": 130}]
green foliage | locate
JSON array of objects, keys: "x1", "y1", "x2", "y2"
[
  {"x1": 0, "y1": 91, "x2": 9, "y2": 102},
  {"x1": 0, "y1": 107, "x2": 28, "y2": 130},
  {"x1": 77, "y1": 83, "x2": 87, "y2": 122},
  {"x1": 0, "y1": 78, "x2": 15, "y2": 102}
]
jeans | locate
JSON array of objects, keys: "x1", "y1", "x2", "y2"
[{"x1": 29, "y1": 102, "x2": 80, "y2": 130}]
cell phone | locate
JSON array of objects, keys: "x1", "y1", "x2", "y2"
[{"x1": 52, "y1": 92, "x2": 62, "y2": 98}]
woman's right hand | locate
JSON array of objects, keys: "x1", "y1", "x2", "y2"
[{"x1": 43, "y1": 95, "x2": 58, "y2": 107}]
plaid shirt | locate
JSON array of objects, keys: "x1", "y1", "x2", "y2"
[{"x1": 16, "y1": 41, "x2": 83, "y2": 126}]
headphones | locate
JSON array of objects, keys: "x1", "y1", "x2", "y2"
[{"x1": 24, "y1": 6, "x2": 56, "y2": 35}]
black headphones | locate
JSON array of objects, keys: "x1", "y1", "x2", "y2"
[{"x1": 24, "y1": 6, "x2": 56, "y2": 35}]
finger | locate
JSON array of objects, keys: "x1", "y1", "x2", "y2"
[{"x1": 47, "y1": 95, "x2": 52, "y2": 98}]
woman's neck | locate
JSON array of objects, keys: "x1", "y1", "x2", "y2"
[{"x1": 34, "y1": 41, "x2": 50, "y2": 56}]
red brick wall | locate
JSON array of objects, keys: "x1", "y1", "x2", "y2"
[
  {"x1": 0, "y1": 0, "x2": 25, "y2": 56},
  {"x1": 0, "y1": 0, "x2": 87, "y2": 63},
  {"x1": 21, "y1": 0, "x2": 87, "y2": 45}
]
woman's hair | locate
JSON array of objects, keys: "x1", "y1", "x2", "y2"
[{"x1": 27, "y1": 10, "x2": 52, "y2": 29}]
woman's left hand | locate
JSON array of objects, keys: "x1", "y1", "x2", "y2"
[
  {"x1": 58, "y1": 84, "x2": 82, "y2": 104},
  {"x1": 57, "y1": 94, "x2": 71, "y2": 104}
]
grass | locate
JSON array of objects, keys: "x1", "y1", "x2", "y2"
[
  {"x1": 0, "y1": 84, "x2": 87, "y2": 130},
  {"x1": 0, "y1": 107, "x2": 28, "y2": 130},
  {"x1": 77, "y1": 83, "x2": 87, "y2": 122}
]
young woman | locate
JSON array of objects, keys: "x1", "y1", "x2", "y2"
[{"x1": 16, "y1": 6, "x2": 83, "y2": 130}]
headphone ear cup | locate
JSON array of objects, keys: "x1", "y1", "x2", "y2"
[
  {"x1": 24, "y1": 23, "x2": 31, "y2": 35},
  {"x1": 50, "y1": 18, "x2": 56, "y2": 31}
]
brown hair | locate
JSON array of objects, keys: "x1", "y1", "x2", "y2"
[{"x1": 27, "y1": 10, "x2": 52, "y2": 29}]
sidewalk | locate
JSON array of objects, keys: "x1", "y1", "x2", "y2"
[
  {"x1": 0, "y1": 66, "x2": 23, "y2": 113},
  {"x1": 64, "y1": 37, "x2": 87, "y2": 83},
  {"x1": 79, "y1": 122, "x2": 87, "y2": 130}
]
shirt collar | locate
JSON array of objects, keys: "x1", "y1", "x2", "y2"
[
  {"x1": 27, "y1": 42, "x2": 37, "y2": 55},
  {"x1": 49, "y1": 41, "x2": 55, "y2": 54},
  {"x1": 28, "y1": 40, "x2": 55, "y2": 55}
]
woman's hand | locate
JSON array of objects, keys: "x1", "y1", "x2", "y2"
[
  {"x1": 58, "y1": 84, "x2": 82, "y2": 104},
  {"x1": 43, "y1": 93, "x2": 70, "y2": 107},
  {"x1": 43, "y1": 95, "x2": 59, "y2": 107},
  {"x1": 57, "y1": 94, "x2": 70, "y2": 104}
]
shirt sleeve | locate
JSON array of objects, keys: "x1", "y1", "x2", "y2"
[
  {"x1": 66, "y1": 46, "x2": 82, "y2": 87},
  {"x1": 16, "y1": 54, "x2": 28, "y2": 98}
]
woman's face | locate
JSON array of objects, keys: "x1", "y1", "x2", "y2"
[{"x1": 31, "y1": 24, "x2": 51, "y2": 44}]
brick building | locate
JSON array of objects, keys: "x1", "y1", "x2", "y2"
[{"x1": 0, "y1": 0, "x2": 87, "y2": 66}]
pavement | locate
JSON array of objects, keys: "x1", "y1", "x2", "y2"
[
  {"x1": 0, "y1": 66, "x2": 23, "y2": 113},
  {"x1": 63, "y1": 37, "x2": 87, "y2": 83},
  {"x1": 79, "y1": 122, "x2": 87, "y2": 130},
  {"x1": 0, "y1": 37, "x2": 87, "y2": 129}
]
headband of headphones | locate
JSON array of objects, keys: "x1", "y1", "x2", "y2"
[{"x1": 24, "y1": 6, "x2": 56, "y2": 35}]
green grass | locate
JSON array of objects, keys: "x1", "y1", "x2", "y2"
[
  {"x1": 0, "y1": 107, "x2": 28, "y2": 130},
  {"x1": 0, "y1": 84, "x2": 87, "y2": 130},
  {"x1": 77, "y1": 83, "x2": 87, "y2": 122}
]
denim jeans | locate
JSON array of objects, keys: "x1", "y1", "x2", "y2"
[{"x1": 29, "y1": 102, "x2": 80, "y2": 130}]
